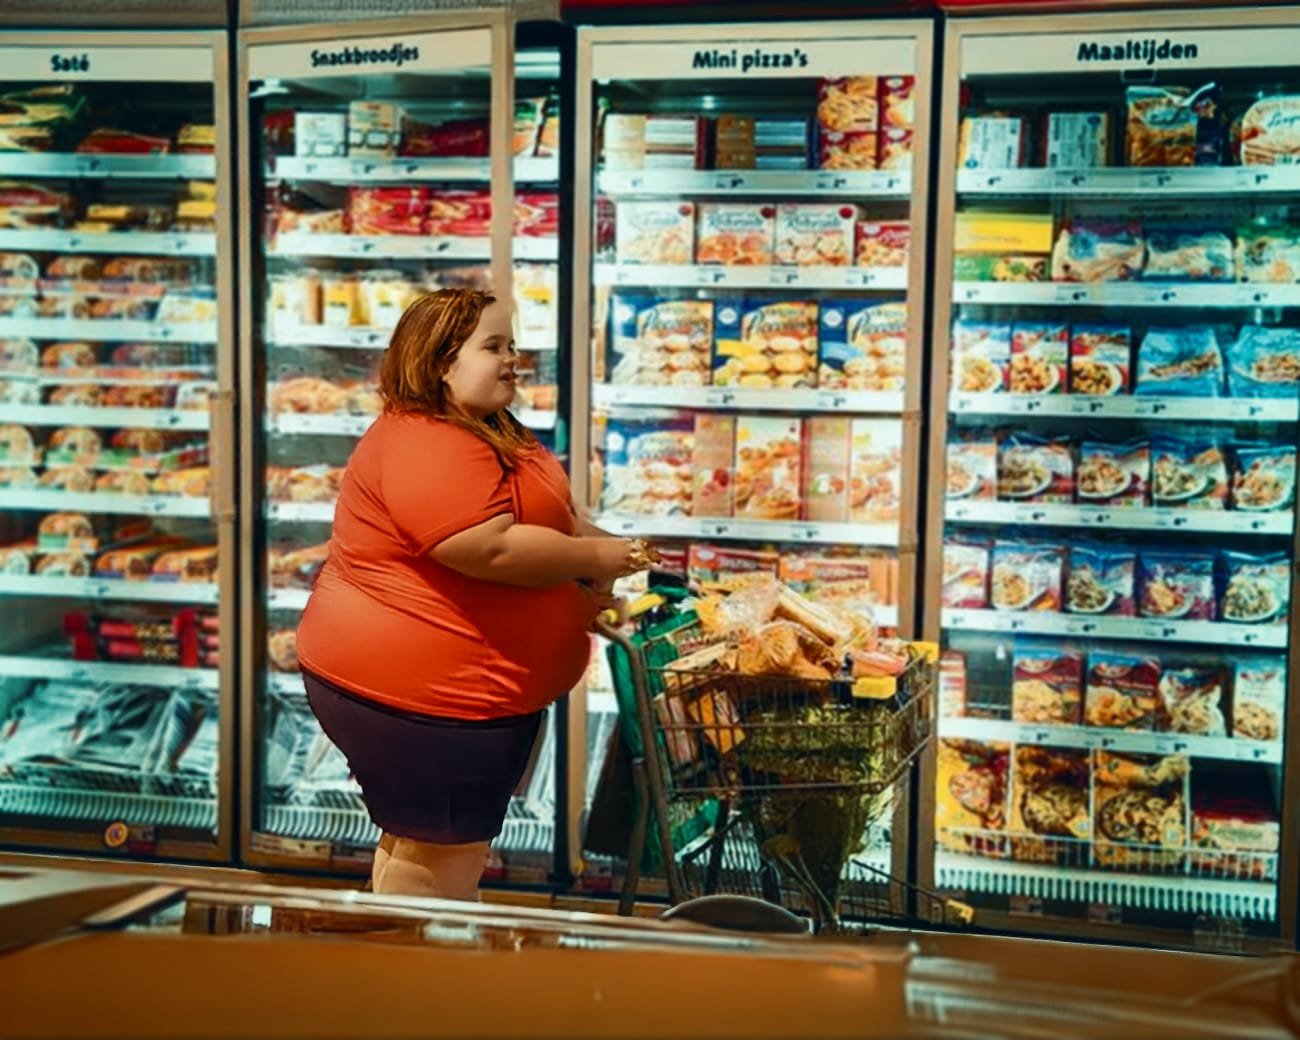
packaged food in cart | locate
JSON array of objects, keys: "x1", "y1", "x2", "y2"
[
  {"x1": 1051, "y1": 220, "x2": 1145, "y2": 282},
  {"x1": 695, "y1": 204, "x2": 775, "y2": 266},
  {"x1": 942, "y1": 539, "x2": 990, "y2": 609},
  {"x1": 1012, "y1": 643, "x2": 1083, "y2": 725},
  {"x1": 1232, "y1": 657, "x2": 1286, "y2": 742},
  {"x1": 1069, "y1": 324, "x2": 1131, "y2": 395},
  {"x1": 1137, "y1": 550, "x2": 1217, "y2": 621},
  {"x1": 1235, "y1": 222, "x2": 1300, "y2": 282},
  {"x1": 1134, "y1": 326, "x2": 1224, "y2": 396},
  {"x1": 817, "y1": 300, "x2": 906, "y2": 392},
  {"x1": 601, "y1": 416, "x2": 694, "y2": 517},
  {"x1": 1125, "y1": 83, "x2": 1223, "y2": 166},
  {"x1": 951, "y1": 319, "x2": 1010, "y2": 394},
  {"x1": 1191, "y1": 770, "x2": 1281, "y2": 883},
  {"x1": 687, "y1": 545, "x2": 779, "y2": 593},
  {"x1": 1093, "y1": 751, "x2": 1188, "y2": 870},
  {"x1": 855, "y1": 220, "x2": 909, "y2": 268},
  {"x1": 957, "y1": 115, "x2": 1026, "y2": 169},
  {"x1": 945, "y1": 434, "x2": 997, "y2": 502},
  {"x1": 997, "y1": 432, "x2": 1073, "y2": 503},
  {"x1": 733, "y1": 415, "x2": 801, "y2": 521},
  {"x1": 1151, "y1": 436, "x2": 1229, "y2": 509},
  {"x1": 936, "y1": 739, "x2": 1010, "y2": 858},
  {"x1": 1010, "y1": 746, "x2": 1091, "y2": 866},
  {"x1": 1220, "y1": 551, "x2": 1290, "y2": 625},
  {"x1": 1226, "y1": 326, "x2": 1300, "y2": 397},
  {"x1": 1009, "y1": 321, "x2": 1067, "y2": 395},
  {"x1": 1232, "y1": 444, "x2": 1296, "y2": 512},
  {"x1": 990, "y1": 540, "x2": 1064, "y2": 612},
  {"x1": 1043, "y1": 111, "x2": 1111, "y2": 168},
  {"x1": 817, "y1": 77, "x2": 878, "y2": 133},
  {"x1": 1157, "y1": 664, "x2": 1226, "y2": 736},
  {"x1": 773, "y1": 204, "x2": 858, "y2": 266},
  {"x1": 608, "y1": 294, "x2": 713, "y2": 388},
  {"x1": 801, "y1": 415, "x2": 850, "y2": 522},
  {"x1": 1144, "y1": 225, "x2": 1235, "y2": 282},
  {"x1": 1239, "y1": 95, "x2": 1300, "y2": 165},
  {"x1": 714, "y1": 297, "x2": 817, "y2": 390},
  {"x1": 880, "y1": 77, "x2": 915, "y2": 130},
  {"x1": 1067, "y1": 543, "x2": 1136, "y2": 617},
  {"x1": 614, "y1": 201, "x2": 695, "y2": 265},
  {"x1": 849, "y1": 419, "x2": 901, "y2": 524},
  {"x1": 1085, "y1": 652, "x2": 1160, "y2": 730},
  {"x1": 1076, "y1": 438, "x2": 1149, "y2": 507},
  {"x1": 691, "y1": 413, "x2": 735, "y2": 518}
]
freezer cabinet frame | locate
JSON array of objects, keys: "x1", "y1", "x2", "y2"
[
  {"x1": 236, "y1": 10, "x2": 518, "y2": 875},
  {"x1": 0, "y1": 29, "x2": 238, "y2": 864},
  {"x1": 567, "y1": 18, "x2": 936, "y2": 893},
  {"x1": 918, "y1": 6, "x2": 1300, "y2": 953}
]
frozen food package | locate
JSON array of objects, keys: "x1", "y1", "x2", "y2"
[
  {"x1": 849, "y1": 419, "x2": 901, "y2": 524},
  {"x1": 1235, "y1": 223, "x2": 1300, "y2": 283},
  {"x1": 0, "y1": 338, "x2": 38, "y2": 371},
  {"x1": 1126, "y1": 83, "x2": 1222, "y2": 167},
  {"x1": 936, "y1": 739, "x2": 1010, "y2": 857},
  {"x1": 779, "y1": 552, "x2": 886, "y2": 616},
  {"x1": 1067, "y1": 543, "x2": 1137, "y2": 617},
  {"x1": 1232, "y1": 445, "x2": 1296, "y2": 512},
  {"x1": 1220, "y1": 551, "x2": 1290, "y2": 625},
  {"x1": 997, "y1": 433, "x2": 1074, "y2": 503},
  {"x1": 733, "y1": 415, "x2": 802, "y2": 521},
  {"x1": 614, "y1": 201, "x2": 695, "y2": 265},
  {"x1": 817, "y1": 300, "x2": 906, "y2": 392},
  {"x1": 1157, "y1": 664, "x2": 1226, "y2": 736},
  {"x1": 1051, "y1": 221, "x2": 1145, "y2": 282},
  {"x1": 39, "y1": 467, "x2": 95, "y2": 493},
  {"x1": 1191, "y1": 769, "x2": 1280, "y2": 882},
  {"x1": 1226, "y1": 326, "x2": 1300, "y2": 397},
  {"x1": 41, "y1": 341, "x2": 96, "y2": 369},
  {"x1": 1144, "y1": 225, "x2": 1234, "y2": 282},
  {"x1": 957, "y1": 116, "x2": 1025, "y2": 169},
  {"x1": 938, "y1": 651, "x2": 968, "y2": 719},
  {"x1": 691, "y1": 413, "x2": 735, "y2": 518},
  {"x1": 1134, "y1": 326, "x2": 1224, "y2": 397},
  {"x1": 990, "y1": 540, "x2": 1064, "y2": 612},
  {"x1": 1076, "y1": 439, "x2": 1149, "y2": 507},
  {"x1": 714, "y1": 297, "x2": 817, "y2": 390},
  {"x1": 774, "y1": 204, "x2": 858, "y2": 267},
  {"x1": 1094, "y1": 750, "x2": 1189, "y2": 869},
  {"x1": 513, "y1": 96, "x2": 546, "y2": 157},
  {"x1": 801, "y1": 415, "x2": 851, "y2": 523},
  {"x1": 1085, "y1": 651, "x2": 1160, "y2": 731},
  {"x1": 46, "y1": 426, "x2": 101, "y2": 457},
  {"x1": 817, "y1": 131, "x2": 876, "y2": 171},
  {"x1": 1009, "y1": 321, "x2": 1067, "y2": 395},
  {"x1": 608, "y1": 295, "x2": 713, "y2": 388},
  {"x1": 1137, "y1": 550, "x2": 1217, "y2": 621},
  {"x1": 945, "y1": 435, "x2": 997, "y2": 502},
  {"x1": 942, "y1": 539, "x2": 990, "y2": 609},
  {"x1": 855, "y1": 220, "x2": 909, "y2": 268},
  {"x1": 878, "y1": 128, "x2": 914, "y2": 172},
  {"x1": 95, "y1": 471, "x2": 150, "y2": 495},
  {"x1": 0, "y1": 539, "x2": 37, "y2": 573},
  {"x1": 293, "y1": 112, "x2": 346, "y2": 158},
  {"x1": 955, "y1": 210, "x2": 1055, "y2": 256},
  {"x1": 950, "y1": 319, "x2": 1010, "y2": 394},
  {"x1": 1043, "y1": 111, "x2": 1110, "y2": 168},
  {"x1": 1232, "y1": 657, "x2": 1286, "y2": 742},
  {"x1": 601, "y1": 416, "x2": 694, "y2": 517},
  {"x1": 348, "y1": 101, "x2": 402, "y2": 158},
  {"x1": 817, "y1": 78, "x2": 878, "y2": 133},
  {"x1": 687, "y1": 545, "x2": 779, "y2": 593},
  {"x1": 952, "y1": 253, "x2": 1049, "y2": 283},
  {"x1": 0, "y1": 466, "x2": 36, "y2": 488},
  {"x1": 1009, "y1": 746, "x2": 1091, "y2": 865},
  {"x1": 880, "y1": 77, "x2": 915, "y2": 130},
  {"x1": 1151, "y1": 436, "x2": 1229, "y2": 510},
  {"x1": 267, "y1": 543, "x2": 329, "y2": 589},
  {"x1": 1012, "y1": 643, "x2": 1083, "y2": 725},
  {"x1": 95, "y1": 541, "x2": 180, "y2": 580},
  {"x1": 1069, "y1": 324, "x2": 1131, "y2": 395},
  {"x1": 1240, "y1": 96, "x2": 1300, "y2": 165},
  {"x1": 695, "y1": 204, "x2": 775, "y2": 266},
  {"x1": 0, "y1": 423, "x2": 37, "y2": 463}
]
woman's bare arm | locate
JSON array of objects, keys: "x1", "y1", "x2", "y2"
[{"x1": 432, "y1": 514, "x2": 637, "y2": 588}]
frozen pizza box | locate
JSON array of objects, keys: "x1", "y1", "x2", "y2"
[{"x1": 615, "y1": 201, "x2": 695, "y2": 265}]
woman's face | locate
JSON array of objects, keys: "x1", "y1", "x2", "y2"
[{"x1": 441, "y1": 299, "x2": 518, "y2": 418}]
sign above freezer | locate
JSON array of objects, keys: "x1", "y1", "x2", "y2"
[
  {"x1": 249, "y1": 28, "x2": 491, "y2": 80},
  {"x1": 592, "y1": 36, "x2": 914, "y2": 81},
  {"x1": 0, "y1": 46, "x2": 215, "y2": 83},
  {"x1": 961, "y1": 26, "x2": 1300, "y2": 77}
]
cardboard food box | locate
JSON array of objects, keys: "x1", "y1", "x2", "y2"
[
  {"x1": 695, "y1": 203, "x2": 776, "y2": 265},
  {"x1": 348, "y1": 101, "x2": 401, "y2": 158},
  {"x1": 818, "y1": 300, "x2": 907, "y2": 392},
  {"x1": 849, "y1": 419, "x2": 902, "y2": 524},
  {"x1": 801, "y1": 415, "x2": 852, "y2": 523},
  {"x1": 615, "y1": 201, "x2": 696, "y2": 265},
  {"x1": 714, "y1": 297, "x2": 818, "y2": 390},
  {"x1": 774, "y1": 204, "x2": 859, "y2": 266},
  {"x1": 734, "y1": 415, "x2": 802, "y2": 521},
  {"x1": 691, "y1": 413, "x2": 735, "y2": 518},
  {"x1": 294, "y1": 112, "x2": 347, "y2": 158}
]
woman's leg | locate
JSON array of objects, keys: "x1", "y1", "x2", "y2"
[
  {"x1": 374, "y1": 837, "x2": 491, "y2": 901},
  {"x1": 370, "y1": 831, "x2": 397, "y2": 891}
]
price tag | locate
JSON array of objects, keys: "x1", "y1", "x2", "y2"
[
  {"x1": 1053, "y1": 170, "x2": 1090, "y2": 192},
  {"x1": 89, "y1": 582, "x2": 111, "y2": 598},
  {"x1": 961, "y1": 286, "x2": 983, "y2": 303},
  {"x1": 1054, "y1": 285, "x2": 1090, "y2": 304},
  {"x1": 1250, "y1": 745, "x2": 1271, "y2": 761},
  {"x1": 704, "y1": 268, "x2": 727, "y2": 286},
  {"x1": 851, "y1": 269, "x2": 878, "y2": 288},
  {"x1": 1246, "y1": 169, "x2": 1272, "y2": 189},
  {"x1": 1141, "y1": 285, "x2": 1179, "y2": 305},
  {"x1": 798, "y1": 525, "x2": 822, "y2": 541},
  {"x1": 979, "y1": 173, "x2": 1005, "y2": 190},
  {"x1": 769, "y1": 269, "x2": 801, "y2": 287},
  {"x1": 1248, "y1": 287, "x2": 1273, "y2": 306},
  {"x1": 713, "y1": 173, "x2": 746, "y2": 191},
  {"x1": 709, "y1": 523, "x2": 731, "y2": 537},
  {"x1": 814, "y1": 172, "x2": 849, "y2": 192},
  {"x1": 1245, "y1": 403, "x2": 1265, "y2": 419},
  {"x1": 704, "y1": 389, "x2": 735, "y2": 408},
  {"x1": 76, "y1": 155, "x2": 104, "y2": 175},
  {"x1": 1022, "y1": 398, "x2": 1042, "y2": 413},
  {"x1": 614, "y1": 268, "x2": 634, "y2": 286},
  {"x1": 1139, "y1": 170, "x2": 1174, "y2": 191},
  {"x1": 1237, "y1": 630, "x2": 1260, "y2": 647},
  {"x1": 1098, "y1": 735, "x2": 1117, "y2": 749}
]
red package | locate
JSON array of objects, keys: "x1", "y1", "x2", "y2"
[
  {"x1": 514, "y1": 193, "x2": 559, "y2": 237},
  {"x1": 399, "y1": 116, "x2": 490, "y2": 158},
  {"x1": 348, "y1": 187, "x2": 430, "y2": 236},
  {"x1": 263, "y1": 111, "x2": 295, "y2": 156},
  {"x1": 426, "y1": 190, "x2": 492, "y2": 237},
  {"x1": 76, "y1": 129, "x2": 172, "y2": 155},
  {"x1": 880, "y1": 76, "x2": 916, "y2": 130}
]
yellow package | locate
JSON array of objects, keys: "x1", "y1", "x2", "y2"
[{"x1": 955, "y1": 211, "x2": 1055, "y2": 255}]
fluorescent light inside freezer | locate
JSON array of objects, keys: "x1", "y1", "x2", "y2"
[{"x1": 250, "y1": 78, "x2": 288, "y2": 98}]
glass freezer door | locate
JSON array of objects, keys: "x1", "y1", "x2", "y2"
[
  {"x1": 924, "y1": 8, "x2": 1300, "y2": 950},
  {"x1": 0, "y1": 34, "x2": 235, "y2": 860}
]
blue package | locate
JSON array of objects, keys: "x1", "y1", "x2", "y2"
[
  {"x1": 1226, "y1": 326, "x2": 1300, "y2": 398},
  {"x1": 1134, "y1": 326, "x2": 1224, "y2": 397},
  {"x1": 1220, "y1": 551, "x2": 1290, "y2": 625},
  {"x1": 1066, "y1": 543, "x2": 1137, "y2": 616},
  {"x1": 1143, "y1": 225, "x2": 1234, "y2": 282}
]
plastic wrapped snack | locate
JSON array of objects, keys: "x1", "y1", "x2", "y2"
[
  {"x1": 1085, "y1": 652, "x2": 1160, "y2": 730},
  {"x1": 1151, "y1": 436, "x2": 1229, "y2": 509},
  {"x1": 1009, "y1": 322, "x2": 1067, "y2": 395},
  {"x1": 936, "y1": 739, "x2": 1010, "y2": 858},
  {"x1": 951, "y1": 319, "x2": 1010, "y2": 394},
  {"x1": 941, "y1": 539, "x2": 990, "y2": 609},
  {"x1": 1066, "y1": 543, "x2": 1136, "y2": 617},
  {"x1": 1134, "y1": 327, "x2": 1223, "y2": 397},
  {"x1": 997, "y1": 433, "x2": 1073, "y2": 503},
  {"x1": 1232, "y1": 657, "x2": 1285, "y2": 742},
  {"x1": 1143, "y1": 225, "x2": 1234, "y2": 282},
  {"x1": 1157, "y1": 665, "x2": 1226, "y2": 736},
  {"x1": 1012, "y1": 644, "x2": 1083, "y2": 725},
  {"x1": 990, "y1": 540, "x2": 1064, "y2": 612},
  {"x1": 1137, "y1": 550, "x2": 1217, "y2": 621},
  {"x1": 1069, "y1": 324, "x2": 1131, "y2": 395},
  {"x1": 1076, "y1": 439, "x2": 1149, "y2": 507},
  {"x1": 1226, "y1": 326, "x2": 1300, "y2": 397},
  {"x1": 1051, "y1": 220, "x2": 1145, "y2": 282},
  {"x1": 1009, "y1": 746, "x2": 1091, "y2": 865},
  {"x1": 1232, "y1": 445, "x2": 1296, "y2": 512},
  {"x1": 1235, "y1": 224, "x2": 1300, "y2": 283},
  {"x1": 1126, "y1": 83, "x2": 1222, "y2": 167},
  {"x1": 1220, "y1": 551, "x2": 1290, "y2": 625}
]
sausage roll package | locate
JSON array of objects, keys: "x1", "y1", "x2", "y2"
[
  {"x1": 1067, "y1": 544, "x2": 1136, "y2": 617},
  {"x1": 1051, "y1": 220, "x2": 1145, "y2": 282},
  {"x1": 1137, "y1": 550, "x2": 1217, "y2": 621},
  {"x1": 936, "y1": 739, "x2": 1011, "y2": 857},
  {"x1": 1227, "y1": 326, "x2": 1300, "y2": 397},
  {"x1": 1220, "y1": 551, "x2": 1290, "y2": 625},
  {"x1": 1156, "y1": 664, "x2": 1226, "y2": 736},
  {"x1": 1010, "y1": 746, "x2": 1091, "y2": 865},
  {"x1": 1191, "y1": 768, "x2": 1281, "y2": 882},
  {"x1": 1085, "y1": 652, "x2": 1161, "y2": 730},
  {"x1": 1134, "y1": 326, "x2": 1224, "y2": 397},
  {"x1": 941, "y1": 539, "x2": 990, "y2": 609},
  {"x1": 1151, "y1": 436, "x2": 1229, "y2": 509},
  {"x1": 1012, "y1": 643, "x2": 1083, "y2": 725},
  {"x1": 1232, "y1": 657, "x2": 1286, "y2": 743},
  {"x1": 1092, "y1": 751, "x2": 1189, "y2": 870},
  {"x1": 855, "y1": 220, "x2": 909, "y2": 268},
  {"x1": 687, "y1": 545, "x2": 780, "y2": 594},
  {"x1": 1009, "y1": 322, "x2": 1067, "y2": 395},
  {"x1": 0, "y1": 423, "x2": 38, "y2": 463},
  {"x1": 997, "y1": 432, "x2": 1074, "y2": 503},
  {"x1": 1232, "y1": 445, "x2": 1296, "y2": 512},
  {"x1": 990, "y1": 540, "x2": 1064, "y2": 612},
  {"x1": 1076, "y1": 439, "x2": 1150, "y2": 507}
]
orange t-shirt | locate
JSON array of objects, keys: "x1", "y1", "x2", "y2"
[{"x1": 296, "y1": 412, "x2": 594, "y2": 720}]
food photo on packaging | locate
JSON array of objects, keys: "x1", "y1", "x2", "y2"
[
  {"x1": 941, "y1": 538, "x2": 991, "y2": 610},
  {"x1": 1092, "y1": 750, "x2": 1189, "y2": 871},
  {"x1": 1011, "y1": 641, "x2": 1083, "y2": 725},
  {"x1": 945, "y1": 434, "x2": 997, "y2": 502},
  {"x1": 695, "y1": 203, "x2": 776, "y2": 266},
  {"x1": 1076, "y1": 438, "x2": 1150, "y2": 507},
  {"x1": 996, "y1": 432, "x2": 1074, "y2": 503},
  {"x1": 1069, "y1": 324, "x2": 1131, "y2": 395},
  {"x1": 1157, "y1": 662, "x2": 1227, "y2": 737},
  {"x1": 1190, "y1": 765, "x2": 1281, "y2": 883},
  {"x1": 817, "y1": 300, "x2": 907, "y2": 392},
  {"x1": 713, "y1": 296, "x2": 818, "y2": 390},
  {"x1": 1137, "y1": 550, "x2": 1217, "y2": 622},
  {"x1": 1084, "y1": 651, "x2": 1162, "y2": 731},
  {"x1": 773, "y1": 203, "x2": 858, "y2": 266},
  {"x1": 849, "y1": 419, "x2": 902, "y2": 524},
  {"x1": 801, "y1": 415, "x2": 851, "y2": 523},
  {"x1": 1009, "y1": 321, "x2": 1068, "y2": 395},
  {"x1": 936, "y1": 739, "x2": 1011, "y2": 857},
  {"x1": 599, "y1": 414, "x2": 695, "y2": 518},
  {"x1": 1066, "y1": 543, "x2": 1137, "y2": 617},
  {"x1": 1009, "y1": 746, "x2": 1092, "y2": 866},
  {"x1": 1232, "y1": 657, "x2": 1286, "y2": 743},
  {"x1": 732, "y1": 415, "x2": 802, "y2": 521},
  {"x1": 990, "y1": 540, "x2": 1065, "y2": 612},
  {"x1": 951, "y1": 319, "x2": 1010, "y2": 394},
  {"x1": 607, "y1": 293, "x2": 714, "y2": 388}
]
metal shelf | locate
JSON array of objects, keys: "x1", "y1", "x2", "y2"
[
  {"x1": 593, "y1": 384, "x2": 905, "y2": 414},
  {"x1": 594, "y1": 263, "x2": 906, "y2": 291},
  {"x1": 0, "y1": 654, "x2": 219, "y2": 690},
  {"x1": 949, "y1": 393, "x2": 1298, "y2": 423},
  {"x1": 0, "y1": 783, "x2": 217, "y2": 831},
  {"x1": 269, "y1": 234, "x2": 557, "y2": 262},
  {"x1": 956, "y1": 166, "x2": 1300, "y2": 198},
  {"x1": 0, "y1": 318, "x2": 217, "y2": 344},
  {"x1": 269, "y1": 407, "x2": 554, "y2": 437},
  {"x1": 0, "y1": 575, "x2": 218, "y2": 605},
  {"x1": 0, "y1": 229, "x2": 215, "y2": 256},
  {"x1": 269, "y1": 323, "x2": 556, "y2": 352},
  {"x1": 940, "y1": 608, "x2": 1287, "y2": 650},
  {"x1": 0, "y1": 153, "x2": 216, "y2": 180},
  {"x1": 945, "y1": 501, "x2": 1293, "y2": 537},
  {"x1": 270, "y1": 155, "x2": 558, "y2": 184},
  {"x1": 0, "y1": 489, "x2": 209, "y2": 518},
  {"x1": 267, "y1": 501, "x2": 335, "y2": 524},
  {"x1": 595, "y1": 512, "x2": 903, "y2": 549},
  {"x1": 953, "y1": 281, "x2": 1300, "y2": 309},
  {"x1": 2, "y1": 404, "x2": 209, "y2": 431},
  {"x1": 938, "y1": 715, "x2": 1282, "y2": 765},
  {"x1": 598, "y1": 169, "x2": 911, "y2": 198}
]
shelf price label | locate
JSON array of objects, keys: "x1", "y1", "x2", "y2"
[
  {"x1": 712, "y1": 173, "x2": 747, "y2": 191},
  {"x1": 797, "y1": 525, "x2": 823, "y2": 541},
  {"x1": 1140, "y1": 286, "x2": 1179, "y2": 305},
  {"x1": 769, "y1": 269, "x2": 803, "y2": 287},
  {"x1": 814, "y1": 392, "x2": 849, "y2": 410},
  {"x1": 1052, "y1": 285, "x2": 1091, "y2": 304},
  {"x1": 1248, "y1": 287, "x2": 1274, "y2": 306},
  {"x1": 813, "y1": 172, "x2": 850, "y2": 191},
  {"x1": 1139, "y1": 170, "x2": 1175, "y2": 191}
]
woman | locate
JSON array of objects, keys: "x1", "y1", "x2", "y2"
[{"x1": 297, "y1": 288, "x2": 651, "y2": 900}]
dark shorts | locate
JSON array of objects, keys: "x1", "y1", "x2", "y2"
[{"x1": 303, "y1": 669, "x2": 543, "y2": 845}]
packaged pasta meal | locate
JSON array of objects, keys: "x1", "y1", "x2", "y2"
[
  {"x1": 1126, "y1": 83, "x2": 1222, "y2": 167},
  {"x1": 1051, "y1": 220, "x2": 1145, "y2": 282},
  {"x1": 1157, "y1": 665, "x2": 1226, "y2": 736},
  {"x1": 997, "y1": 433, "x2": 1074, "y2": 503},
  {"x1": 773, "y1": 204, "x2": 858, "y2": 267},
  {"x1": 936, "y1": 739, "x2": 1010, "y2": 857},
  {"x1": 1232, "y1": 445, "x2": 1296, "y2": 512},
  {"x1": 695, "y1": 204, "x2": 776, "y2": 266},
  {"x1": 1232, "y1": 657, "x2": 1285, "y2": 742},
  {"x1": 1137, "y1": 550, "x2": 1216, "y2": 621},
  {"x1": 1151, "y1": 436, "x2": 1229, "y2": 509},
  {"x1": 941, "y1": 539, "x2": 990, "y2": 609},
  {"x1": 614, "y1": 201, "x2": 695, "y2": 265},
  {"x1": 1240, "y1": 95, "x2": 1300, "y2": 165},
  {"x1": 1226, "y1": 326, "x2": 1300, "y2": 397},
  {"x1": 1143, "y1": 225, "x2": 1234, "y2": 282},
  {"x1": 1076, "y1": 439, "x2": 1149, "y2": 507},
  {"x1": 714, "y1": 297, "x2": 818, "y2": 390},
  {"x1": 1085, "y1": 652, "x2": 1160, "y2": 730},
  {"x1": 1220, "y1": 551, "x2": 1290, "y2": 625},
  {"x1": 951, "y1": 319, "x2": 1010, "y2": 394},
  {"x1": 1009, "y1": 747, "x2": 1091, "y2": 865},
  {"x1": 1134, "y1": 326, "x2": 1224, "y2": 397},
  {"x1": 1069, "y1": 324, "x2": 1131, "y2": 395},
  {"x1": 817, "y1": 300, "x2": 906, "y2": 392},
  {"x1": 1093, "y1": 751, "x2": 1189, "y2": 870},
  {"x1": 1009, "y1": 321, "x2": 1067, "y2": 395},
  {"x1": 1067, "y1": 543, "x2": 1136, "y2": 617},
  {"x1": 1012, "y1": 644, "x2": 1083, "y2": 725},
  {"x1": 1235, "y1": 223, "x2": 1300, "y2": 283},
  {"x1": 990, "y1": 540, "x2": 1064, "y2": 612},
  {"x1": 946, "y1": 435, "x2": 997, "y2": 501}
]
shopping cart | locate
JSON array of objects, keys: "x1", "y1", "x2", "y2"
[{"x1": 597, "y1": 593, "x2": 971, "y2": 935}]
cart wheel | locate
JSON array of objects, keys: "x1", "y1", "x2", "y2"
[{"x1": 659, "y1": 895, "x2": 808, "y2": 935}]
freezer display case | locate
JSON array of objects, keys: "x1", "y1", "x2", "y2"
[
  {"x1": 0, "y1": 33, "x2": 235, "y2": 859},
  {"x1": 570, "y1": 21, "x2": 934, "y2": 893},
  {"x1": 922, "y1": 7, "x2": 1300, "y2": 950},
  {"x1": 238, "y1": 15, "x2": 566, "y2": 881}
]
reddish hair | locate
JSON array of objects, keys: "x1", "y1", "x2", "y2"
[{"x1": 379, "y1": 288, "x2": 534, "y2": 466}]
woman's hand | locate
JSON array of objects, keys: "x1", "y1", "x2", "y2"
[{"x1": 589, "y1": 537, "x2": 658, "y2": 584}]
